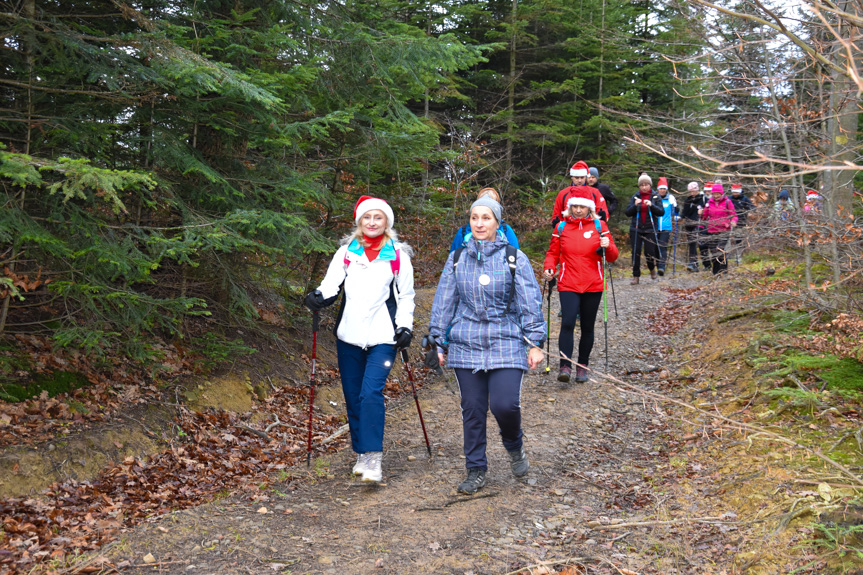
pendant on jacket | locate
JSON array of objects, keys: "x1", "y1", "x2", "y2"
[{"x1": 478, "y1": 274, "x2": 491, "y2": 286}]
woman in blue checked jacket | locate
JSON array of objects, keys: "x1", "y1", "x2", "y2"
[{"x1": 427, "y1": 195, "x2": 546, "y2": 495}]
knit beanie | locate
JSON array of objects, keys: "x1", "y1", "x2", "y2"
[
  {"x1": 588, "y1": 167, "x2": 599, "y2": 179},
  {"x1": 470, "y1": 195, "x2": 502, "y2": 223},
  {"x1": 354, "y1": 195, "x2": 395, "y2": 228},
  {"x1": 638, "y1": 173, "x2": 652, "y2": 187},
  {"x1": 570, "y1": 161, "x2": 589, "y2": 178},
  {"x1": 687, "y1": 182, "x2": 700, "y2": 192},
  {"x1": 711, "y1": 183, "x2": 725, "y2": 195},
  {"x1": 779, "y1": 190, "x2": 790, "y2": 200}
]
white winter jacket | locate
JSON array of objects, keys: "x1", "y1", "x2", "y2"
[{"x1": 316, "y1": 238, "x2": 415, "y2": 348}]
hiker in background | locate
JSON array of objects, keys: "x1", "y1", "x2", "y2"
[
  {"x1": 681, "y1": 182, "x2": 710, "y2": 272},
  {"x1": 803, "y1": 190, "x2": 822, "y2": 214},
  {"x1": 304, "y1": 196, "x2": 416, "y2": 483},
  {"x1": 543, "y1": 187, "x2": 618, "y2": 383},
  {"x1": 588, "y1": 167, "x2": 619, "y2": 218},
  {"x1": 655, "y1": 177, "x2": 678, "y2": 276},
  {"x1": 699, "y1": 183, "x2": 738, "y2": 275},
  {"x1": 428, "y1": 195, "x2": 546, "y2": 495},
  {"x1": 774, "y1": 190, "x2": 795, "y2": 221},
  {"x1": 450, "y1": 187, "x2": 519, "y2": 252},
  {"x1": 624, "y1": 173, "x2": 665, "y2": 284},
  {"x1": 552, "y1": 161, "x2": 609, "y2": 226},
  {"x1": 729, "y1": 183, "x2": 756, "y2": 262}
]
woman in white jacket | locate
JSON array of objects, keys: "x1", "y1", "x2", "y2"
[{"x1": 304, "y1": 196, "x2": 415, "y2": 482}]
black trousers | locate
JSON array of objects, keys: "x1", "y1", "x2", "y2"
[
  {"x1": 656, "y1": 230, "x2": 672, "y2": 271},
  {"x1": 703, "y1": 232, "x2": 729, "y2": 275},
  {"x1": 454, "y1": 368, "x2": 524, "y2": 471},
  {"x1": 631, "y1": 227, "x2": 659, "y2": 277},
  {"x1": 558, "y1": 291, "x2": 603, "y2": 369}
]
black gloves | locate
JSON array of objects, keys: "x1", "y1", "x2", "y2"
[
  {"x1": 304, "y1": 290, "x2": 326, "y2": 312},
  {"x1": 424, "y1": 347, "x2": 443, "y2": 373},
  {"x1": 394, "y1": 327, "x2": 412, "y2": 350},
  {"x1": 421, "y1": 334, "x2": 440, "y2": 350}
]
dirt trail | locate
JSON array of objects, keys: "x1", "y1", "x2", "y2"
[{"x1": 98, "y1": 268, "x2": 785, "y2": 574}]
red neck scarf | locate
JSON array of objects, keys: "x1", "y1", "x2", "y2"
[
  {"x1": 639, "y1": 190, "x2": 652, "y2": 223},
  {"x1": 363, "y1": 234, "x2": 384, "y2": 261}
]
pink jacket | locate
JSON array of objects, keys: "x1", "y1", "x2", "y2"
[{"x1": 701, "y1": 195, "x2": 738, "y2": 233}]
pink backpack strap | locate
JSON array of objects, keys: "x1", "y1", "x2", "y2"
[{"x1": 391, "y1": 248, "x2": 400, "y2": 278}]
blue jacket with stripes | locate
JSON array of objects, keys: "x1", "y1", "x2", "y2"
[{"x1": 429, "y1": 238, "x2": 546, "y2": 372}]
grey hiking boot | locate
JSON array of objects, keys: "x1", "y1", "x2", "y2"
[
  {"x1": 575, "y1": 366, "x2": 589, "y2": 383},
  {"x1": 352, "y1": 453, "x2": 368, "y2": 475},
  {"x1": 362, "y1": 451, "x2": 383, "y2": 483},
  {"x1": 557, "y1": 365, "x2": 571, "y2": 383},
  {"x1": 508, "y1": 447, "x2": 530, "y2": 477},
  {"x1": 457, "y1": 468, "x2": 487, "y2": 494}
]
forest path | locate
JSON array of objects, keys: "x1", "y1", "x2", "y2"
[{"x1": 105, "y1": 267, "x2": 773, "y2": 575}]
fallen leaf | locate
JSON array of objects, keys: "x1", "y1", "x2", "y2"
[{"x1": 257, "y1": 506, "x2": 269, "y2": 514}]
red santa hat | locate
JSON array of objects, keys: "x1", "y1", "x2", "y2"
[
  {"x1": 703, "y1": 182, "x2": 714, "y2": 192},
  {"x1": 564, "y1": 186, "x2": 597, "y2": 214},
  {"x1": 806, "y1": 190, "x2": 820, "y2": 200},
  {"x1": 569, "y1": 161, "x2": 589, "y2": 178},
  {"x1": 353, "y1": 195, "x2": 395, "y2": 228},
  {"x1": 731, "y1": 183, "x2": 743, "y2": 193},
  {"x1": 657, "y1": 177, "x2": 668, "y2": 190}
]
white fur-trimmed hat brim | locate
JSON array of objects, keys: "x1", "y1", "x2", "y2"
[
  {"x1": 570, "y1": 168, "x2": 588, "y2": 177},
  {"x1": 566, "y1": 197, "x2": 596, "y2": 211},
  {"x1": 355, "y1": 198, "x2": 394, "y2": 228}
]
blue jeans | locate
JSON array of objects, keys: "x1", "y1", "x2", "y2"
[
  {"x1": 454, "y1": 368, "x2": 525, "y2": 470},
  {"x1": 336, "y1": 340, "x2": 397, "y2": 453}
]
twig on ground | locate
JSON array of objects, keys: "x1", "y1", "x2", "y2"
[
  {"x1": 415, "y1": 491, "x2": 498, "y2": 511},
  {"x1": 319, "y1": 424, "x2": 349, "y2": 446}
]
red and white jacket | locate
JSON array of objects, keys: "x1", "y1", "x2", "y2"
[{"x1": 544, "y1": 216, "x2": 619, "y2": 293}]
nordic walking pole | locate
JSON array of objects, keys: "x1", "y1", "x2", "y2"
[
  {"x1": 606, "y1": 262, "x2": 618, "y2": 319},
  {"x1": 400, "y1": 348, "x2": 432, "y2": 457},
  {"x1": 545, "y1": 277, "x2": 556, "y2": 375},
  {"x1": 306, "y1": 311, "x2": 319, "y2": 467},
  {"x1": 602, "y1": 248, "x2": 609, "y2": 372},
  {"x1": 672, "y1": 217, "x2": 678, "y2": 277}
]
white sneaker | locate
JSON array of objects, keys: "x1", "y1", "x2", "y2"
[
  {"x1": 352, "y1": 453, "x2": 368, "y2": 475},
  {"x1": 361, "y1": 452, "x2": 383, "y2": 483}
]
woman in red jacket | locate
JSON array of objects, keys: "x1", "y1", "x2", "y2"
[{"x1": 543, "y1": 187, "x2": 619, "y2": 383}]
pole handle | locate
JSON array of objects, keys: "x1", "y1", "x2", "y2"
[{"x1": 312, "y1": 310, "x2": 319, "y2": 332}]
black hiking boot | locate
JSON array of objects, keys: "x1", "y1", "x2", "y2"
[
  {"x1": 457, "y1": 468, "x2": 487, "y2": 494},
  {"x1": 507, "y1": 447, "x2": 530, "y2": 477}
]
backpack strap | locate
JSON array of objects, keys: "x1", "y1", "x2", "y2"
[
  {"x1": 557, "y1": 221, "x2": 566, "y2": 235},
  {"x1": 504, "y1": 245, "x2": 518, "y2": 314},
  {"x1": 452, "y1": 246, "x2": 465, "y2": 273}
]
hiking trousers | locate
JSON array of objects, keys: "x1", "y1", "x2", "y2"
[
  {"x1": 703, "y1": 232, "x2": 729, "y2": 275},
  {"x1": 336, "y1": 340, "x2": 397, "y2": 453},
  {"x1": 631, "y1": 227, "x2": 659, "y2": 277},
  {"x1": 454, "y1": 368, "x2": 524, "y2": 471},
  {"x1": 558, "y1": 291, "x2": 602, "y2": 369}
]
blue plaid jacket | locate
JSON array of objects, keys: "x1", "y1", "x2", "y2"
[{"x1": 429, "y1": 238, "x2": 546, "y2": 371}]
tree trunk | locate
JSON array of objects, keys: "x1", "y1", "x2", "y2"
[
  {"x1": 824, "y1": 0, "x2": 860, "y2": 216},
  {"x1": 505, "y1": 0, "x2": 517, "y2": 191}
]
